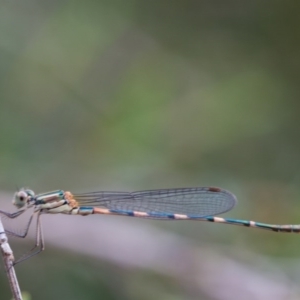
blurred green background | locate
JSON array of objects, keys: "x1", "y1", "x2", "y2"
[{"x1": 1, "y1": 1, "x2": 300, "y2": 299}]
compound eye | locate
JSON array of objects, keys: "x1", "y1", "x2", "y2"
[
  {"x1": 18, "y1": 191, "x2": 27, "y2": 201},
  {"x1": 13, "y1": 190, "x2": 28, "y2": 208}
]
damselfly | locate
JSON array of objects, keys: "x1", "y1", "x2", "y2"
[{"x1": 0, "y1": 186, "x2": 298, "y2": 264}]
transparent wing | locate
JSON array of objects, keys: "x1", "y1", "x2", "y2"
[{"x1": 74, "y1": 187, "x2": 237, "y2": 217}]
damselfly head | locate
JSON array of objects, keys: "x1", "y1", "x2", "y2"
[{"x1": 13, "y1": 188, "x2": 35, "y2": 208}]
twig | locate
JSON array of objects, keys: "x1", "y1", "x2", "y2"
[{"x1": 0, "y1": 218, "x2": 22, "y2": 300}]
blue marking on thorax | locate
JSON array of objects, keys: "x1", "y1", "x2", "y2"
[{"x1": 35, "y1": 190, "x2": 65, "y2": 204}]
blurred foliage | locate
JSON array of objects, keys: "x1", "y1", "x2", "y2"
[
  {"x1": 1, "y1": 0, "x2": 300, "y2": 299},
  {"x1": 1, "y1": 242, "x2": 196, "y2": 300}
]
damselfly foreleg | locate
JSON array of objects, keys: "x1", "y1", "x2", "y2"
[
  {"x1": 13, "y1": 211, "x2": 45, "y2": 265},
  {"x1": 0, "y1": 209, "x2": 26, "y2": 219},
  {"x1": 0, "y1": 209, "x2": 36, "y2": 239}
]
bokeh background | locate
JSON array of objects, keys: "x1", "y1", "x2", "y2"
[{"x1": 1, "y1": 1, "x2": 300, "y2": 299}]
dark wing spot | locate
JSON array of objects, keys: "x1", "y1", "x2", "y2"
[{"x1": 208, "y1": 187, "x2": 221, "y2": 192}]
